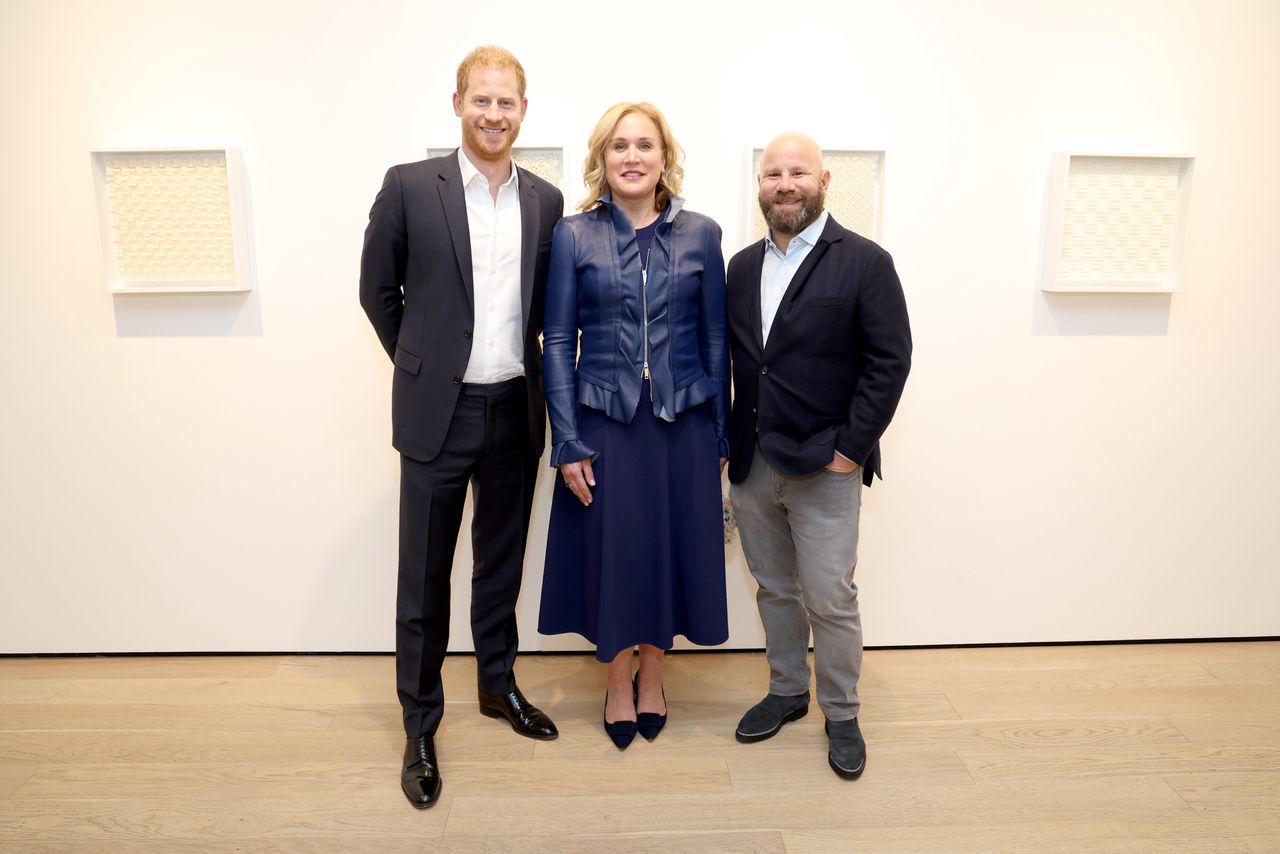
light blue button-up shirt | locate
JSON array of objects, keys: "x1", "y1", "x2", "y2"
[{"x1": 760, "y1": 210, "x2": 829, "y2": 345}]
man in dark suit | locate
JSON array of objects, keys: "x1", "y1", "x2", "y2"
[
  {"x1": 359, "y1": 46, "x2": 563, "y2": 809},
  {"x1": 726, "y1": 132, "x2": 911, "y2": 780}
]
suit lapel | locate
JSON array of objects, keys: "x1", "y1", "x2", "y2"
[
  {"x1": 436, "y1": 152, "x2": 474, "y2": 307},
  {"x1": 771, "y1": 216, "x2": 844, "y2": 333},
  {"x1": 744, "y1": 240, "x2": 767, "y2": 355},
  {"x1": 517, "y1": 167, "x2": 538, "y2": 331}
]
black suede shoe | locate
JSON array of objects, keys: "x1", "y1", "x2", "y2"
[
  {"x1": 478, "y1": 686, "x2": 559, "y2": 740},
  {"x1": 401, "y1": 735, "x2": 442, "y2": 809},
  {"x1": 734, "y1": 691, "x2": 810, "y2": 743},
  {"x1": 603, "y1": 688, "x2": 638, "y2": 750},
  {"x1": 825, "y1": 717, "x2": 866, "y2": 779}
]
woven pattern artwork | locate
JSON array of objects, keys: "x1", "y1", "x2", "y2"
[
  {"x1": 1058, "y1": 157, "x2": 1183, "y2": 283},
  {"x1": 513, "y1": 149, "x2": 562, "y2": 188},
  {"x1": 103, "y1": 154, "x2": 236, "y2": 283},
  {"x1": 427, "y1": 147, "x2": 563, "y2": 189},
  {"x1": 750, "y1": 150, "x2": 882, "y2": 242}
]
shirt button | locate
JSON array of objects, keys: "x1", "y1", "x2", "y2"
[{"x1": 760, "y1": 365, "x2": 769, "y2": 375}]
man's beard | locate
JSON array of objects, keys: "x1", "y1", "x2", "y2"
[
  {"x1": 464, "y1": 123, "x2": 517, "y2": 162},
  {"x1": 759, "y1": 186, "x2": 825, "y2": 237}
]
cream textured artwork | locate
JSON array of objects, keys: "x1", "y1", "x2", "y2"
[
  {"x1": 750, "y1": 149, "x2": 883, "y2": 243},
  {"x1": 512, "y1": 149, "x2": 562, "y2": 188},
  {"x1": 1059, "y1": 157, "x2": 1182, "y2": 282},
  {"x1": 103, "y1": 154, "x2": 237, "y2": 282},
  {"x1": 91, "y1": 147, "x2": 250, "y2": 293},
  {"x1": 1042, "y1": 153, "x2": 1193, "y2": 292}
]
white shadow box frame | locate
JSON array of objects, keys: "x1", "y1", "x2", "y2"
[
  {"x1": 1041, "y1": 153, "x2": 1194, "y2": 294},
  {"x1": 426, "y1": 146, "x2": 569, "y2": 191},
  {"x1": 91, "y1": 147, "x2": 253, "y2": 294},
  {"x1": 744, "y1": 148, "x2": 885, "y2": 245}
]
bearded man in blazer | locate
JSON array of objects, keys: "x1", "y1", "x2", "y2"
[
  {"x1": 360, "y1": 46, "x2": 563, "y2": 809},
  {"x1": 726, "y1": 133, "x2": 911, "y2": 781}
]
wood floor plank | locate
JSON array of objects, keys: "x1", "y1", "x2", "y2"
[
  {"x1": 10, "y1": 758, "x2": 730, "y2": 800},
  {"x1": 0, "y1": 679, "x2": 70, "y2": 704},
  {"x1": 0, "y1": 656, "x2": 282, "y2": 679},
  {"x1": 780, "y1": 816, "x2": 1251, "y2": 853},
  {"x1": 945, "y1": 685, "x2": 1280, "y2": 720},
  {"x1": 726, "y1": 747, "x2": 973, "y2": 789},
  {"x1": 0, "y1": 830, "x2": 786, "y2": 853},
  {"x1": 0, "y1": 702, "x2": 337, "y2": 733},
  {"x1": 861, "y1": 662, "x2": 1223, "y2": 693},
  {"x1": 868, "y1": 715, "x2": 1188, "y2": 753},
  {"x1": 959, "y1": 744, "x2": 1280, "y2": 782},
  {"x1": 1164, "y1": 770, "x2": 1280, "y2": 817},
  {"x1": 50, "y1": 677, "x2": 383, "y2": 706},
  {"x1": 441, "y1": 779, "x2": 1195, "y2": 836},
  {"x1": 1163, "y1": 711, "x2": 1280, "y2": 747},
  {"x1": 0, "y1": 763, "x2": 39, "y2": 799},
  {"x1": 1198, "y1": 660, "x2": 1280, "y2": 686},
  {"x1": 0, "y1": 730, "x2": 403, "y2": 764},
  {"x1": 0, "y1": 795, "x2": 451, "y2": 841}
]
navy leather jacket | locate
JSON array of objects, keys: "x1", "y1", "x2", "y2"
[{"x1": 543, "y1": 195, "x2": 730, "y2": 466}]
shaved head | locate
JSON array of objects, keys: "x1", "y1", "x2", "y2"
[
  {"x1": 760, "y1": 132, "x2": 824, "y2": 178},
  {"x1": 757, "y1": 132, "x2": 831, "y2": 243}
]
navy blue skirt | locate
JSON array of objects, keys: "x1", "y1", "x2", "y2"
[{"x1": 539, "y1": 388, "x2": 729, "y2": 662}]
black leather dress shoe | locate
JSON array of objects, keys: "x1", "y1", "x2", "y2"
[
  {"x1": 478, "y1": 686, "x2": 559, "y2": 740},
  {"x1": 734, "y1": 691, "x2": 810, "y2": 743},
  {"x1": 401, "y1": 734, "x2": 442, "y2": 809},
  {"x1": 825, "y1": 717, "x2": 866, "y2": 779}
]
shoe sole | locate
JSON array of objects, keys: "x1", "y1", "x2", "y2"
[
  {"x1": 479, "y1": 705, "x2": 560, "y2": 740},
  {"x1": 828, "y1": 753, "x2": 866, "y2": 780},
  {"x1": 734, "y1": 705, "x2": 808, "y2": 743}
]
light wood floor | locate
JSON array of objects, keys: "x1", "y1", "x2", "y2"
[{"x1": 2, "y1": 643, "x2": 1278, "y2": 853}]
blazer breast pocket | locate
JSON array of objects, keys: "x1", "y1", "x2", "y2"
[{"x1": 808, "y1": 295, "x2": 847, "y2": 309}]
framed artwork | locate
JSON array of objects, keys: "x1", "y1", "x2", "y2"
[
  {"x1": 1041, "y1": 153, "x2": 1194, "y2": 293},
  {"x1": 91, "y1": 148, "x2": 252, "y2": 293}
]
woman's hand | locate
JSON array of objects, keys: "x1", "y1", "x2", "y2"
[{"x1": 560, "y1": 458, "x2": 596, "y2": 507}]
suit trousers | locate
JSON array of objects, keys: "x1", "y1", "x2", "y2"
[
  {"x1": 396, "y1": 377, "x2": 538, "y2": 738},
  {"x1": 730, "y1": 443, "x2": 864, "y2": 721}
]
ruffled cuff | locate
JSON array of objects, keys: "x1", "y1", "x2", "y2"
[{"x1": 549, "y1": 439, "x2": 600, "y2": 468}]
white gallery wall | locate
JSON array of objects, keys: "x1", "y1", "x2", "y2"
[{"x1": 2, "y1": 0, "x2": 1278, "y2": 653}]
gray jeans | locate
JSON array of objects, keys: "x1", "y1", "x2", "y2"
[{"x1": 730, "y1": 444, "x2": 863, "y2": 720}]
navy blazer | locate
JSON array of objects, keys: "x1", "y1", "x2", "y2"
[
  {"x1": 726, "y1": 214, "x2": 911, "y2": 486},
  {"x1": 359, "y1": 152, "x2": 563, "y2": 462},
  {"x1": 543, "y1": 197, "x2": 730, "y2": 466}
]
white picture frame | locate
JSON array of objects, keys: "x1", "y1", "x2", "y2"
[
  {"x1": 90, "y1": 147, "x2": 253, "y2": 294},
  {"x1": 1041, "y1": 152, "x2": 1194, "y2": 294}
]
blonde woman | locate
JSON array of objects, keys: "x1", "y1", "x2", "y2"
[{"x1": 539, "y1": 103, "x2": 729, "y2": 749}]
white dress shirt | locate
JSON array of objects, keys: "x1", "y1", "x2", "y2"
[
  {"x1": 459, "y1": 149, "x2": 525, "y2": 383},
  {"x1": 760, "y1": 210, "x2": 829, "y2": 346}
]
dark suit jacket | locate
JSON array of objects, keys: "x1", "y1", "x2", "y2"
[
  {"x1": 359, "y1": 151, "x2": 564, "y2": 462},
  {"x1": 726, "y1": 215, "x2": 911, "y2": 486}
]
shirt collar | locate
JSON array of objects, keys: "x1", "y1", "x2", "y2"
[
  {"x1": 457, "y1": 147, "x2": 519, "y2": 191},
  {"x1": 764, "y1": 209, "x2": 829, "y2": 256}
]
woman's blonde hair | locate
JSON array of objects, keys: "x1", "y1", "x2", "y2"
[{"x1": 578, "y1": 102, "x2": 685, "y2": 213}]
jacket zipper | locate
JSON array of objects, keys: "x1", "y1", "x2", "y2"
[{"x1": 641, "y1": 246, "x2": 653, "y2": 401}]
